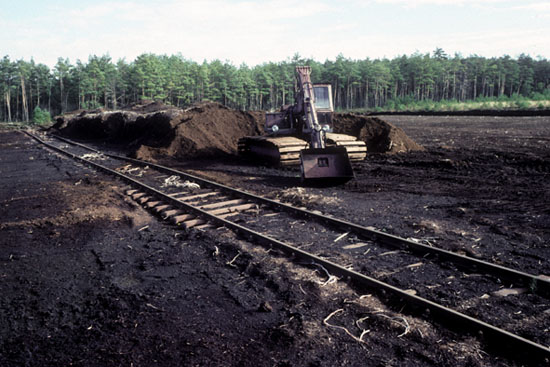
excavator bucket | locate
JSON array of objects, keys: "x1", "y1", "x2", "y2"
[{"x1": 299, "y1": 146, "x2": 354, "y2": 185}]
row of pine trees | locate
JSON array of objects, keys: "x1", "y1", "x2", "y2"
[{"x1": 1, "y1": 49, "x2": 549, "y2": 122}]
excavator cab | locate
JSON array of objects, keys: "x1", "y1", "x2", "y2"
[
  {"x1": 302, "y1": 84, "x2": 334, "y2": 133},
  {"x1": 312, "y1": 85, "x2": 333, "y2": 111}
]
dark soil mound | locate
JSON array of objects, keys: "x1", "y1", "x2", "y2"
[
  {"x1": 123, "y1": 100, "x2": 177, "y2": 114},
  {"x1": 53, "y1": 101, "x2": 421, "y2": 161},
  {"x1": 53, "y1": 106, "x2": 179, "y2": 144},
  {"x1": 334, "y1": 113, "x2": 424, "y2": 153},
  {"x1": 53, "y1": 102, "x2": 263, "y2": 160},
  {"x1": 134, "y1": 102, "x2": 263, "y2": 161}
]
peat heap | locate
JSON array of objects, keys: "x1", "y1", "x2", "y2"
[
  {"x1": 53, "y1": 102, "x2": 422, "y2": 161},
  {"x1": 132, "y1": 102, "x2": 263, "y2": 161},
  {"x1": 334, "y1": 113, "x2": 424, "y2": 153},
  {"x1": 54, "y1": 101, "x2": 263, "y2": 161},
  {"x1": 52, "y1": 102, "x2": 180, "y2": 143}
]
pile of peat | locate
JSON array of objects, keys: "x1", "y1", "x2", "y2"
[
  {"x1": 333, "y1": 114, "x2": 424, "y2": 153},
  {"x1": 53, "y1": 101, "x2": 423, "y2": 161}
]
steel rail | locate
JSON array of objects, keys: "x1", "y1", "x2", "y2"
[
  {"x1": 50, "y1": 132, "x2": 550, "y2": 298},
  {"x1": 26, "y1": 130, "x2": 550, "y2": 363}
]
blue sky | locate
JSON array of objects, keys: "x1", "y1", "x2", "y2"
[{"x1": 1, "y1": 0, "x2": 549, "y2": 67}]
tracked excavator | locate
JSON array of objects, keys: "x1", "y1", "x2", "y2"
[{"x1": 238, "y1": 66, "x2": 367, "y2": 184}]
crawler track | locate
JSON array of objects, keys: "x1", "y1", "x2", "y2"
[{"x1": 24, "y1": 130, "x2": 550, "y2": 364}]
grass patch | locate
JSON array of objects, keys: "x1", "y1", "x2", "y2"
[{"x1": 347, "y1": 95, "x2": 550, "y2": 114}]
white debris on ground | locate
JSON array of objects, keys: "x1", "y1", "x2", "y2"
[
  {"x1": 116, "y1": 164, "x2": 149, "y2": 177},
  {"x1": 80, "y1": 153, "x2": 107, "y2": 160},
  {"x1": 161, "y1": 175, "x2": 201, "y2": 190},
  {"x1": 276, "y1": 187, "x2": 341, "y2": 206}
]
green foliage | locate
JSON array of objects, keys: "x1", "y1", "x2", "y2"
[
  {"x1": 532, "y1": 90, "x2": 550, "y2": 100},
  {"x1": 32, "y1": 106, "x2": 51, "y2": 124},
  {"x1": 1, "y1": 50, "x2": 550, "y2": 122},
  {"x1": 367, "y1": 94, "x2": 548, "y2": 113},
  {"x1": 81, "y1": 100, "x2": 102, "y2": 109},
  {"x1": 513, "y1": 99, "x2": 531, "y2": 109}
]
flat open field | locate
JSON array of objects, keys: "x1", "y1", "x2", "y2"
[{"x1": 0, "y1": 114, "x2": 548, "y2": 366}]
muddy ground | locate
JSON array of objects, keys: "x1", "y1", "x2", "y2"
[{"x1": 1, "y1": 113, "x2": 549, "y2": 366}]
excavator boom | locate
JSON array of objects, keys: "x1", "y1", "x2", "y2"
[
  {"x1": 237, "y1": 65, "x2": 366, "y2": 185},
  {"x1": 294, "y1": 66, "x2": 354, "y2": 184}
]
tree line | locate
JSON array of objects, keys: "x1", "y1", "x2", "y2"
[{"x1": 1, "y1": 49, "x2": 550, "y2": 122}]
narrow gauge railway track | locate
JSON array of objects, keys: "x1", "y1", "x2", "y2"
[{"x1": 24, "y1": 130, "x2": 550, "y2": 363}]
